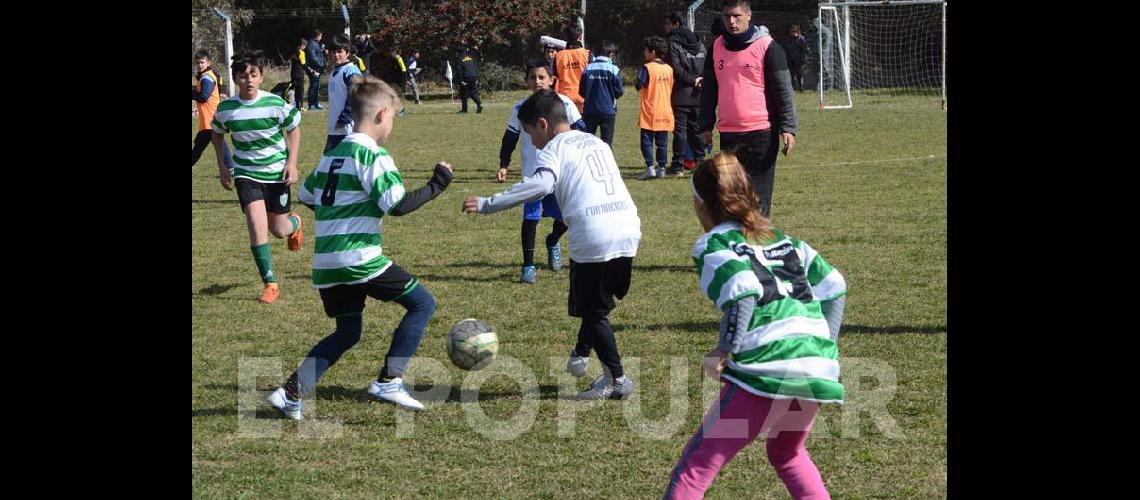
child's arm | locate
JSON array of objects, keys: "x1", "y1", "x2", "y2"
[
  {"x1": 498, "y1": 129, "x2": 520, "y2": 182},
  {"x1": 192, "y1": 75, "x2": 215, "y2": 102},
  {"x1": 388, "y1": 162, "x2": 453, "y2": 216},
  {"x1": 566, "y1": 101, "x2": 586, "y2": 132},
  {"x1": 704, "y1": 295, "x2": 756, "y2": 378},
  {"x1": 462, "y1": 170, "x2": 554, "y2": 215},
  {"x1": 821, "y1": 296, "x2": 845, "y2": 342},
  {"x1": 801, "y1": 241, "x2": 847, "y2": 340},
  {"x1": 612, "y1": 65, "x2": 625, "y2": 98},
  {"x1": 580, "y1": 67, "x2": 594, "y2": 103},
  {"x1": 211, "y1": 132, "x2": 232, "y2": 191},
  {"x1": 635, "y1": 66, "x2": 648, "y2": 91},
  {"x1": 283, "y1": 125, "x2": 301, "y2": 186}
]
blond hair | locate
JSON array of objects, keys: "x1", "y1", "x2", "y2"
[
  {"x1": 690, "y1": 152, "x2": 773, "y2": 241},
  {"x1": 349, "y1": 75, "x2": 403, "y2": 123}
]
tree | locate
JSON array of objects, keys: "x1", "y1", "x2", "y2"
[{"x1": 362, "y1": 0, "x2": 579, "y2": 67}]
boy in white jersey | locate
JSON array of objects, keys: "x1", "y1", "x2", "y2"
[
  {"x1": 325, "y1": 33, "x2": 364, "y2": 153},
  {"x1": 496, "y1": 58, "x2": 587, "y2": 284},
  {"x1": 465, "y1": 90, "x2": 641, "y2": 400},
  {"x1": 210, "y1": 51, "x2": 304, "y2": 305},
  {"x1": 267, "y1": 76, "x2": 454, "y2": 419}
]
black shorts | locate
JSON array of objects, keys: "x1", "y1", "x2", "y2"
[
  {"x1": 235, "y1": 178, "x2": 292, "y2": 214},
  {"x1": 568, "y1": 257, "x2": 633, "y2": 318},
  {"x1": 317, "y1": 263, "x2": 420, "y2": 317}
]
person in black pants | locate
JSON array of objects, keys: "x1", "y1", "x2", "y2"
[
  {"x1": 698, "y1": 0, "x2": 797, "y2": 217},
  {"x1": 579, "y1": 41, "x2": 624, "y2": 147},
  {"x1": 456, "y1": 48, "x2": 483, "y2": 113},
  {"x1": 664, "y1": 11, "x2": 707, "y2": 177},
  {"x1": 288, "y1": 37, "x2": 307, "y2": 107},
  {"x1": 305, "y1": 29, "x2": 327, "y2": 110}
]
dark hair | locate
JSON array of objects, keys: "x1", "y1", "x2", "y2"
[
  {"x1": 599, "y1": 40, "x2": 617, "y2": 56},
  {"x1": 298, "y1": 37, "x2": 307, "y2": 46},
  {"x1": 231, "y1": 50, "x2": 266, "y2": 73},
  {"x1": 644, "y1": 36, "x2": 668, "y2": 58},
  {"x1": 667, "y1": 11, "x2": 685, "y2": 26},
  {"x1": 721, "y1": 0, "x2": 751, "y2": 11},
  {"x1": 524, "y1": 58, "x2": 552, "y2": 78},
  {"x1": 194, "y1": 50, "x2": 210, "y2": 61},
  {"x1": 312, "y1": 28, "x2": 323, "y2": 38},
  {"x1": 566, "y1": 24, "x2": 583, "y2": 41},
  {"x1": 328, "y1": 33, "x2": 351, "y2": 52},
  {"x1": 517, "y1": 90, "x2": 568, "y2": 127}
]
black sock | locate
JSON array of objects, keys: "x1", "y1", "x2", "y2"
[
  {"x1": 283, "y1": 374, "x2": 302, "y2": 401},
  {"x1": 546, "y1": 219, "x2": 568, "y2": 248},
  {"x1": 521, "y1": 219, "x2": 538, "y2": 266},
  {"x1": 584, "y1": 315, "x2": 623, "y2": 379}
]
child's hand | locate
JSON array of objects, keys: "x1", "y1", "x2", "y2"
[
  {"x1": 436, "y1": 160, "x2": 452, "y2": 173},
  {"x1": 496, "y1": 167, "x2": 508, "y2": 183},
  {"x1": 462, "y1": 195, "x2": 481, "y2": 214},
  {"x1": 218, "y1": 167, "x2": 233, "y2": 191},
  {"x1": 694, "y1": 76, "x2": 703, "y2": 89},
  {"x1": 702, "y1": 348, "x2": 728, "y2": 379},
  {"x1": 284, "y1": 166, "x2": 299, "y2": 186}
]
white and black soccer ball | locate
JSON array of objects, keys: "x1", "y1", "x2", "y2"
[{"x1": 446, "y1": 319, "x2": 499, "y2": 371}]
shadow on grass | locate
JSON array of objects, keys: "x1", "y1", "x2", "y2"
[
  {"x1": 842, "y1": 324, "x2": 946, "y2": 334},
  {"x1": 197, "y1": 283, "x2": 241, "y2": 296}
]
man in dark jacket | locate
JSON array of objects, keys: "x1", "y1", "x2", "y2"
[
  {"x1": 664, "y1": 11, "x2": 707, "y2": 177},
  {"x1": 699, "y1": 0, "x2": 798, "y2": 217},
  {"x1": 456, "y1": 47, "x2": 483, "y2": 113},
  {"x1": 305, "y1": 29, "x2": 327, "y2": 110}
]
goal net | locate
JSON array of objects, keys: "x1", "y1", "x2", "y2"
[{"x1": 816, "y1": 0, "x2": 946, "y2": 109}]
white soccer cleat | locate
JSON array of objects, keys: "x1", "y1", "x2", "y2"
[
  {"x1": 367, "y1": 378, "x2": 425, "y2": 411},
  {"x1": 267, "y1": 387, "x2": 303, "y2": 420}
]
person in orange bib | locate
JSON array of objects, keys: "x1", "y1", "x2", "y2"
[
  {"x1": 191, "y1": 50, "x2": 233, "y2": 171},
  {"x1": 635, "y1": 36, "x2": 674, "y2": 180},
  {"x1": 554, "y1": 25, "x2": 590, "y2": 114}
]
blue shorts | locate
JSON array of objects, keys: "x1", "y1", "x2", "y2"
[{"x1": 523, "y1": 193, "x2": 562, "y2": 221}]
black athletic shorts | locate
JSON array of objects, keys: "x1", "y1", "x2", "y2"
[
  {"x1": 235, "y1": 178, "x2": 292, "y2": 214},
  {"x1": 317, "y1": 263, "x2": 420, "y2": 317},
  {"x1": 568, "y1": 257, "x2": 633, "y2": 318}
]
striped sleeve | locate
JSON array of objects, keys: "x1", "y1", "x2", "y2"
[
  {"x1": 799, "y1": 240, "x2": 847, "y2": 301},
  {"x1": 211, "y1": 111, "x2": 228, "y2": 133},
  {"x1": 694, "y1": 231, "x2": 761, "y2": 309},
  {"x1": 279, "y1": 104, "x2": 301, "y2": 132},
  {"x1": 358, "y1": 152, "x2": 406, "y2": 215}
]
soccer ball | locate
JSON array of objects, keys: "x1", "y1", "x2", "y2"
[{"x1": 446, "y1": 319, "x2": 499, "y2": 371}]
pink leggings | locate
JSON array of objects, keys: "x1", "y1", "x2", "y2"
[{"x1": 664, "y1": 382, "x2": 830, "y2": 499}]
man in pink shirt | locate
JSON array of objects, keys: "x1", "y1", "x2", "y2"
[{"x1": 699, "y1": 0, "x2": 798, "y2": 217}]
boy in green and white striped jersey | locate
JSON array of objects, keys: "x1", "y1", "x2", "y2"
[
  {"x1": 664, "y1": 152, "x2": 846, "y2": 499},
  {"x1": 210, "y1": 51, "x2": 305, "y2": 304},
  {"x1": 267, "y1": 75, "x2": 454, "y2": 419}
]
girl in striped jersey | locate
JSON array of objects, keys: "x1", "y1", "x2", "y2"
[{"x1": 664, "y1": 153, "x2": 846, "y2": 500}]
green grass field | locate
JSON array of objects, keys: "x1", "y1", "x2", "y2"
[{"x1": 192, "y1": 89, "x2": 946, "y2": 498}]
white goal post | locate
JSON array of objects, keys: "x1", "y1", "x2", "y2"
[{"x1": 817, "y1": 0, "x2": 946, "y2": 110}]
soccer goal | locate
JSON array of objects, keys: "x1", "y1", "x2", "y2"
[{"x1": 816, "y1": 0, "x2": 946, "y2": 110}]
